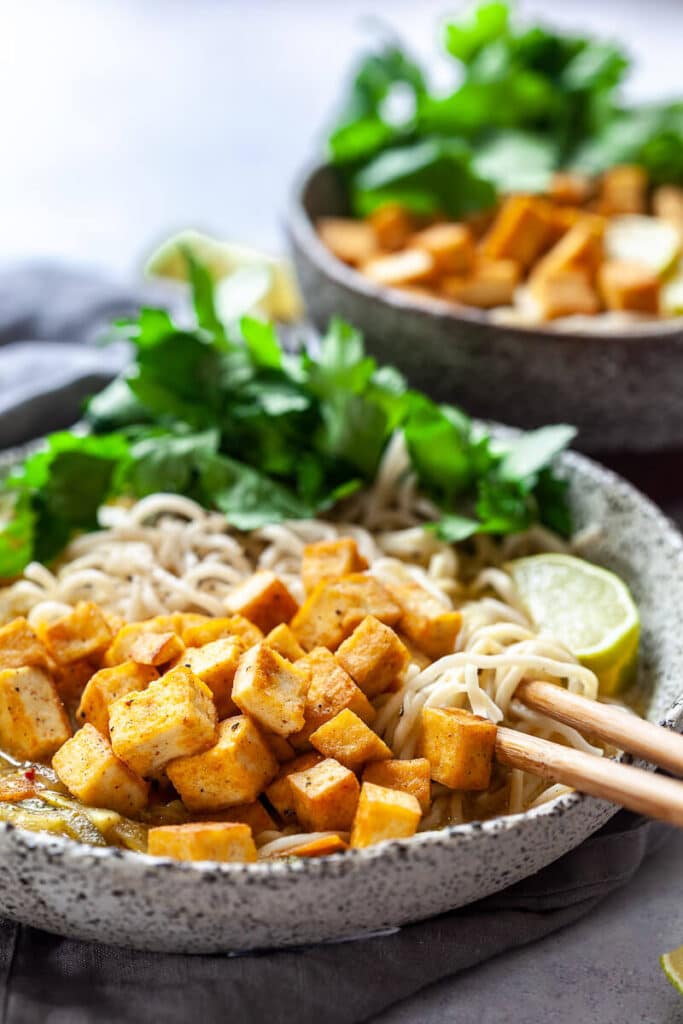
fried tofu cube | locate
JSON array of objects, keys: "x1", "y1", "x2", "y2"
[
  {"x1": 166, "y1": 716, "x2": 278, "y2": 812},
  {"x1": 182, "y1": 638, "x2": 243, "y2": 719},
  {"x1": 301, "y1": 538, "x2": 369, "y2": 596},
  {"x1": 288, "y1": 757, "x2": 360, "y2": 831},
  {"x1": 199, "y1": 800, "x2": 276, "y2": 835},
  {"x1": 183, "y1": 615, "x2": 263, "y2": 649},
  {"x1": 0, "y1": 666, "x2": 71, "y2": 761},
  {"x1": 417, "y1": 707, "x2": 496, "y2": 790},
  {"x1": 529, "y1": 269, "x2": 600, "y2": 320},
  {"x1": 232, "y1": 642, "x2": 309, "y2": 736},
  {"x1": 654, "y1": 185, "x2": 683, "y2": 238},
  {"x1": 290, "y1": 647, "x2": 375, "y2": 749},
  {"x1": 369, "y1": 204, "x2": 415, "y2": 251},
  {"x1": 600, "y1": 164, "x2": 647, "y2": 215},
  {"x1": 263, "y1": 732, "x2": 296, "y2": 763},
  {"x1": 412, "y1": 222, "x2": 475, "y2": 274},
  {"x1": 531, "y1": 216, "x2": 605, "y2": 285},
  {"x1": 52, "y1": 657, "x2": 97, "y2": 713},
  {"x1": 226, "y1": 572, "x2": 299, "y2": 634},
  {"x1": 0, "y1": 617, "x2": 49, "y2": 669},
  {"x1": 103, "y1": 616, "x2": 182, "y2": 667},
  {"x1": 362, "y1": 757, "x2": 431, "y2": 812},
  {"x1": 318, "y1": 217, "x2": 378, "y2": 266},
  {"x1": 76, "y1": 661, "x2": 159, "y2": 736},
  {"x1": 480, "y1": 196, "x2": 552, "y2": 269},
  {"x1": 40, "y1": 602, "x2": 112, "y2": 665},
  {"x1": 385, "y1": 579, "x2": 462, "y2": 660},
  {"x1": 130, "y1": 630, "x2": 185, "y2": 667},
  {"x1": 272, "y1": 834, "x2": 348, "y2": 858},
  {"x1": 264, "y1": 752, "x2": 323, "y2": 823},
  {"x1": 265, "y1": 623, "x2": 305, "y2": 662},
  {"x1": 548, "y1": 171, "x2": 594, "y2": 206},
  {"x1": 598, "y1": 260, "x2": 660, "y2": 314},
  {"x1": 350, "y1": 782, "x2": 421, "y2": 848},
  {"x1": 335, "y1": 616, "x2": 409, "y2": 698},
  {"x1": 362, "y1": 248, "x2": 435, "y2": 287},
  {"x1": 310, "y1": 709, "x2": 391, "y2": 772},
  {"x1": 292, "y1": 574, "x2": 401, "y2": 652},
  {"x1": 109, "y1": 666, "x2": 217, "y2": 778},
  {"x1": 440, "y1": 259, "x2": 520, "y2": 308},
  {"x1": 147, "y1": 822, "x2": 257, "y2": 863},
  {"x1": 53, "y1": 723, "x2": 148, "y2": 816}
]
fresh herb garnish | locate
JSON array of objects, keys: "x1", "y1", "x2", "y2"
[{"x1": 0, "y1": 265, "x2": 575, "y2": 577}]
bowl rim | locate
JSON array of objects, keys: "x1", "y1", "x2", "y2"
[
  {"x1": 287, "y1": 160, "x2": 683, "y2": 346},
  {"x1": 1, "y1": 442, "x2": 682, "y2": 878}
]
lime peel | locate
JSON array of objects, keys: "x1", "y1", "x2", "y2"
[{"x1": 660, "y1": 945, "x2": 683, "y2": 995}]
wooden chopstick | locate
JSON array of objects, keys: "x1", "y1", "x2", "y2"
[
  {"x1": 496, "y1": 727, "x2": 683, "y2": 827},
  {"x1": 516, "y1": 680, "x2": 683, "y2": 777}
]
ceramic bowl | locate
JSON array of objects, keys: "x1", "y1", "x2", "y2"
[
  {"x1": 0, "y1": 442, "x2": 682, "y2": 954},
  {"x1": 287, "y1": 164, "x2": 683, "y2": 454}
]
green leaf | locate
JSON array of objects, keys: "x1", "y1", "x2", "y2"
[
  {"x1": 199, "y1": 453, "x2": 314, "y2": 530},
  {"x1": 116, "y1": 307, "x2": 176, "y2": 349},
  {"x1": 476, "y1": 476, "x2": 532, "y2": 535},
  {"x1": 473, "y1": 130, "x2": 557, "y2": 193},
  {"x1": 125, "y1": 429, "x2": 219, "y2": 498},
  {"x1": 239, "y1": 317, "x2": 282, "y2": 369},
  {"x1": 431, "y1": 513, "x2": 481, "y2": 543},
  {"x1": 182, "y1": 246, "x2": 227, "y2": 342},
  {"x1": 534, "y1": 469, "x2": 573, "y2": 537},
  {"x1": 498, "y1": 424, "x2": 576, "y2": 484},
  {"x1": 0, "y1": 490, "x2": 34, "y2": 579},
  {"x1": 86, "y1": 377, "x2": 152, "y2": 432},
  {"x1": 403, "y1": 395, "x2": 475, "y2": 501},
  {"x1": 444, "y1": 2, "x2": 510, "y2": 64}
]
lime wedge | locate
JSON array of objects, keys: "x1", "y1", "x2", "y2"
[
  {"x1": 662, "y1": 272, "x2": 683, "y2": 316},
  {"x1": 605, "y1": 216, "x2": 681, "y2": 277},
  {"x1": 661, "y1": 945, "x2": 683, "y2": 995},
  {"x1": 146, "y1": 230, "x2": 303, "y2": 322},
  {"x1": 505, "y1": 553, "x2": 640, "y2": 696}
]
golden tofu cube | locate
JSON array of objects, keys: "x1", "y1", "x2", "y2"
[
  {"x1": 417, "y1": 707, "x2": 496, "y2": 790},
  {"x1": 0, "y1": 617, "x2": 49, "y2": 669},
  {"x1": 53, "y1": 723, "x2": 148, "y2": 816},
  {"x1": 232, "y1": 642, "x2": 309, "y2": 737},
  {"x1": 363, "y1": 248, "x2": 435, "y2": 287},
  {"x1": 290, "y1": 647, "x2": 375, "y2": 750},
  {"x1": 310, "y1": 709, "x2": 391, "y2": 772},
  {"x1": 481, "y1": 196, "x2": 552, "y2": 269},
  {"x1": 265, "y1": 623, "x2": 305, "y2": 661},
  {"x1": 385, "y1": 579, "x2": 462, "y2": 660},
  {"x1": 412, "y1": 222, "x2": 475, "y2": 274},
  {"x1": 129, "y1": 630, "x2": 184, "y2": 667},
  {"x1": 40, "y1": 602, "x2": 112, "y2": 665},
  {"x1": 530, "y1": 269, "x2": 600, "y2": 320},
  {"x1": 654, "y1": 185, "x2": 683, "y2": 238},
  {"x1": 600, "y1": 164, "x2": 647, "y2": 215},
  {"x1": 362, "y1": 757, "x2": 431, "y2": 812},
  {"x1": 183, "y1": 615, "x2": 263, "y2": 649},
  {"x1": 369, "y1": 203, "x2": 415, "y2": 251},
  {"x1": 531, "y1": 216, "x2": 605, "y2": 286},
  {"x1": 77, "y1": 661, "x2": 158, "y2": 736},
  {"x1": 226, "y1": 571, "x2": 299, "y2": 633},
  {"x1": 199, "y1": 800, "x2": 276, "y2": 835},
  {"x1": 263, "y1": 732, "x2": 296, "y2": 763},
  {"x1": 167, "y1": 716, "x2": 278, "y2": 812},
  {"x1": 292, "y1": 573, "x2": 401, "y2": 652},
  {"x1": 109, "y1": 666, "x2": 217, "y2": 778},
  {"x1": 301, "y1": 538, "x2": 369, "y2": 596},
  {"x1": 440, "y1": 259, "x2": 520, "y2": 308},
  {"x1": 336, "y1": 616, "x2": 409, "y2": 698},
  {"x1": 548, "y1": 171, "x2": 594, "y2": 206},
  {"x1": 147, "y1": 822, "x2": 257, "y2": 863},
  {"x1": 103, "y1": 616, "x2": 182, "y2": 667},
  {"x1": 317, "y1": 217, "x2": 378, "y2": 266},
  {"x1": 182, "y1": 637, "x2": 243, "y2": 719},
  {"x1": 271, "y1": 834, "x2": 348, "y2": 858},
  {"x1": 0, "y1": 666, "x2": 71, "y2": 761},
  {"x1": 289, "y1": 757, "x2": 360, "y2": 831},
  {"x1": 265, "y1": 752, "x2": 323, "y2": 823},
  {"x1": 51, "y1": 657, "x2": 96, "y2": 714},
  {"x1": 350, "y1": 781, "x2": 421, "y2": 848},
  {"x1": 598, "y1": 260, "x2": 660, "y2": 314}
]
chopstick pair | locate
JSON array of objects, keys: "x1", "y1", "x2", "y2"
[{"x1": 495, "y1": 680, "x2": 683, "y2": 827}]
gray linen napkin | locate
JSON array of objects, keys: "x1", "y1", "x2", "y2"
[{"x1": 0, "y1": 265, "x2": 674, "y2": 1024}]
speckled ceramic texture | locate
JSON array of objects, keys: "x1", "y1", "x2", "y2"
[
  {"x1": 0, "y1": 446, "x2": 682, "y2": 954},
  {"x1": 287, "y1": 164, "x2": 683, "y2": 453}
]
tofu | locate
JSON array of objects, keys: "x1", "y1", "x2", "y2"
[
  {"x1": 480, "y1": 196, "x2": 552, "y2": 269},
  {"x1": 263, "y1": 732, "x2": 296, "y2": 763},
  {"x1": 51, "y1": 657, "x2": 96, "y2": 713},
  {"x1": 40, "y1": 602, "x2": 112, "y2": 665},
  {"x1": 232, "y1": 642, "x2": 309, "y2": 736},
  {"x1": 0, "y1": 666, "x2": 71, "y2": 761},
  {"x1": 129, "y1": 630, "x2": 185, "y2": 667},
  {"x1": 53, "y1": 723, "x2": 148, "y2": 816},
  {"x1": 440, "y1": 259, "x2": 520, "y2": 308},
  {"x1": 288, "y1": 757, "x2": 360, "y2": 831},
  {"x1": 385, "y1": 579, "x2": 462, "y2": 660},
  {"x1": 598, "y1": 260, "x2": 660, "y2": 314},
  {"x1": 290, "y1": 647, "x2": 375, "y2": 749},
  {"x1": 301, "y1": 538, "x2": 369, "y2": 596},
  {"x1": 166, "y1": 716, "x2": 278, "y2": 812},
  {"x1": 317, "y1": 217, "x2": 378, "y2": 266},
  {"x1": 548, "y1": 171, "x2": 594, "y2": 206},
  {"x1": 417, "y1": 707, "x2": 497, "y2": 790},
  {"x1": 600, "y1": 164, "x2": 647, "y2": 215},
  {"x1": 76, "y1": 661, "x2": 159, "y2": 736},
  {"x1": 529, "y1": 270, "x2": 600, "y2": 320},
  {"x1": 411, "y1": 222, "x2": 475, "y2": 274},
  {"x1": 531, "y1": 216, "x2": 605, "y2": 285},
  {"x1": 654, "y1": 185, "x2": 683, "y2": 238},
  {"x1": 198, "y1": 800, "x2": 276, "y2": 835},
  {"x1": 182, "y1": 637, "x2": 244, "y2": 719},
  {"x1": 264, "y1": 752, "x2": 323, "y2": 823},
  {"x1": 265, "y1": 623, "x2": 305, "y2": 662},
  {"x1": 362, "y1": 249, "x2": 435, "y2": 287},
  {"x1": 369, "y1": 204, "x2": 415, "y2": 251},
  {"x1": 350, "y1": 782, "x2": 421, "y2": 848},
  {"x1": 183, "y1": 615, "x2": 263, "y2": 649},
  {"x1": 362, "y1": 757, "x2": 431, "y2": 812},
  {"x1": 335, "y1": 616, "x2": 409, "y2": 698},
  {"x1": 103, "y1": 616, "x2": 182, "y2": 667},
  {"x1": 310, "y1": 709, "x2": 391, "y2": 772},
  {"x1": 292, "y1": 574, "x2": 401, "y2": 652},
  {"x1": 271, "y1": 834, "x2": 348, "y2": 858},
  {"x1": 225, "y1": 572, "x2": 299, "y2": 634},
  {"x1": 109, "y1": 666, "x2": 217, "y2": 778},
  {"x1": 0, "y1": 617, "x2": 49, "y2": 669},
  {"x1": 147, "y1": 822, "x2": 257, "y2": 863}
]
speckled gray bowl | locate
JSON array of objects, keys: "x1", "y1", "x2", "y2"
[
  {"x1": 0, "y1": 444, "x2": 682, "y2": 953},
  {"x1": 287, "y1": 164, "x2": 683, "y2": 453}
]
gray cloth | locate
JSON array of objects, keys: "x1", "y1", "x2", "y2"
[{"x1": 0, "y1": 265, "x2": 675, "y2": 1024}]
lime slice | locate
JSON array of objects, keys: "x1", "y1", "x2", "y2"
[
  {"x1": 146, "y1": 230, "x2": 303, "y2": 322},
  {"x1": 605, "y1": 216, "x2": 681, "y2": 277},
  {"x1": 662, "y1": 273, "x2": 683, "y2": 316},
  {"x1": 505, "y1": 553, "x2": 640, "y2": 696},
  {"x1": 661, "y1": 945, "x2": 683, "y2": 995}
]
